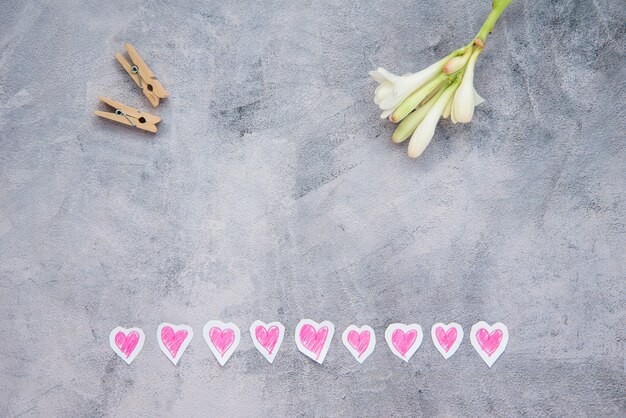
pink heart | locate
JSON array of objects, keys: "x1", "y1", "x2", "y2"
[
  {"x1": 115, "y1": 331, "x2": 140, "y2": 358},
  {"x1": 209, "y1": 327, "x2": 235, "y2": 356},
  {"x1": 347, "y1": 330, "x2": 371, "y2": 358},
  {"x1": 255, "y1": 325, "x2": 280, "y2": 355},
  {"x1": 160, "y1": 326, "x2": 188, "y2": 358},
  {"x1": 299, "y1": 324, "x2": 329, "y2": 360},
  {"x1": 435, "y1": 327, "x2": 458, "y2": 353},
  {"x1": 392, "y1": 329, "x2": 417, "y2": 357},
  {"x1": 476, "y1": 328, "x2": 503, "y2": 356}
]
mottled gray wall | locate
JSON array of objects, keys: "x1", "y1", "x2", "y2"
[{"x1": 1, "y1": 0, "x2": 624, "y2": 416}]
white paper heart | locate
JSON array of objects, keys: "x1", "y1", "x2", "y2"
[
  {"x1": 157, "y1": 323, "x2": 193, "y2": 365},
  {"x1": 295, "y1": 319, "x2": 335, "y2": 364},
  {"x1": 385, "y1": 323, "x2": 423, "y2": 362},
  {"x1": 109, "y1": 326, "x2": 145, "y2": 365},
  {"x1": 203, "y1": 320, "x2": 241, "y2": 366},
  {"x1": 470, "y1": 321, "x2": 509, "y2": 368},
  {"x1": 431, "y1": 322, "x2": 463, "y2": 359},
  {"x1": 342, "y1": 325, "x2": 376, "y2": 363},
  {"x1": 250, "y1": 320, "x2": 285, "y2": 364}
]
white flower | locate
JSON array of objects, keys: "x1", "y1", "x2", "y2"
[
  {"x1": 451, "y1": 49, "x2": 483, "y2": 123},
  {"x1": 408, "y1": 81, "x2": 460, "y2": 158},
  {"x1": 369, "y1": 57, "x2": 448, "y2": 119},
  {"x1": 368, "y1": 0, "x2": 516, "y2": 159}
]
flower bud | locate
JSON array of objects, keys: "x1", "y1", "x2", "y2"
[
  {"x1": 390, "y1": 74, "x2": 447, "y2": 123},
  {"x1": 408, "y1": 80, "x2": 460, "y2": 158},
  {"x1": 443, "y1": 47, "x2": 472, "y2": 74},
  {"x1": 452, "y1": 48, "x2": 481, "y2": 123},
  {"x1": 442, "y1": 96, "x2": 453, "y2": 119},
  {"x1": 392, "y1": 87, "x2": 446, "y2": 143}
]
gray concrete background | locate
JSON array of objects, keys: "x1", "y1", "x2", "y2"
[{"x1": 1, "y1": 0, "x2": 624, "y2": 416}]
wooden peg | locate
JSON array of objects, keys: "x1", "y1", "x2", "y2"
[
  {"x1": 115, "y1": 43, "x2": 168, "y2": 107},
  {"x1": 95, "y1": 96, "x2": 161, "y2": 133}
]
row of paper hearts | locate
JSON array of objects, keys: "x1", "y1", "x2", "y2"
[{"x1": 110, "y1": 320, "x2": 509, "y2": 368}]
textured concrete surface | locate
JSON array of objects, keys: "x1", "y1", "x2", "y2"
[{"x1": 1, "y1": 0, "x2": 625, "y2": 416}]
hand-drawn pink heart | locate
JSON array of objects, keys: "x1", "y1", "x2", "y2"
[
  {"x1": 115, "y1": 330, "x2": 140, "y2": 358},
  {"x1": 299, "y1": 324, "x2": 329, "y2": 360},
  {"x1": 476, "y1": 328, "x2": 503, "y2": 356},
  {"x1": 161, "y1": 326, "x2": 189, "y2": 358},
  {"x1": 347, "y1": 330, "x2": 371, "y2": 358},
  {"x1": 435, "y1": 326, "x2": 458, "y2": 353},
  {"x1": 255, "y1": 325, "x2": 280, "y2": 354},
  {"x1": 342, "y1": 325, "x2": 376, "y2": 363},
  {"x1": 392, "y1": 329, "x2": 417, "y2": 357},
  {"x1": 209, "y1": 327, "x2": 235, "y2": 356},
  {"x1": 431, "y1": 323, "x2": 463, "y2": 359}
]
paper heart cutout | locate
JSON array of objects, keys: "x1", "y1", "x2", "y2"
[
  {"x1": 211, "y1": 328, "x2": 235, "y2": 354},
  {"x1": 470, "y1": 321, "x2": 509, "y2": 368},
  {"x1": 342, "y1": 325, "x2": 376, "y2": 363},
  {"x1": 203, "y1": 320, "x2": 241, "y2": 366},
  {"x1": 109, "y1": 326, "x2": 145, "y2": 365},
  {"x1": 431, "y1": 322, "x2": 463, "y2": 359},
  {"x1": 250, "y1": 320, "x2": 285, "y2": 363},
  {"x1": 157, "y1": 323, "x2": 193, "y2": 365},
  {"x1": 295, "y1": 319, "x2": 335, "y2": 364},
  {"x1": 385, "y1": 323, "x2": 423, "y2": 362}
]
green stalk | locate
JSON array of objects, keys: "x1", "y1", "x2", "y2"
[{"x1": 475, "y1": 0, "x2": 514, "y2": 45}]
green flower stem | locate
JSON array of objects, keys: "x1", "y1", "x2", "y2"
[{"x1": 475, "y1": 0, "x2": 514, "y2": 45}]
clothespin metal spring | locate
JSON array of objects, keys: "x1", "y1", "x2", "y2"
[{"x1": 115, "y1": 109, "x2": 136, "y2": 126}]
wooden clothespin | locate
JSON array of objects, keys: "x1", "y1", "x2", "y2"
[
  {"x1": 95, "y1": 96, "x2": 161, "y2": 133},
  {"x1": 116, "y1": 43, "x2": 168, "y2": 107}
]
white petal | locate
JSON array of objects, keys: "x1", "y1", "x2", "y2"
[
  {"x1": 374, "y1": 83, "x2": 393, "y2": 105},
  {"x1": 369, "y1": 71, "x2": 386, "y2": 84},
  {"x1": 473, "y1": 88, "x2": 485, "y2": 106},
  {"x1": 380, "y1": 108, "x2": 395, "y2": 119},
  {"x1": 369, "y1": 68, "x2": 395, "y2": 84},
  {"x1": 377, "y1": 56, "x2": 450, "y2": 111}
]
